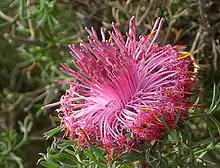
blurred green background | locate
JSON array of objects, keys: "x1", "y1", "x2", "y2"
[{"x1": 0, "y1": 0, "x2": 220, "y2": 167}]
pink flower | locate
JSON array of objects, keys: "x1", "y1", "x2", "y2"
[{"x1": 43, "y1": 17, "x2": 195, "y2": 154}]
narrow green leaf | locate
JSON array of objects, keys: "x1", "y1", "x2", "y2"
[{"x1": 43, "y1": 127, "x2": 61, "y2": 139}]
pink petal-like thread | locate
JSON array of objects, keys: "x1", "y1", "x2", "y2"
[{"x1": 43, "y1": 17, "x2": 195, "y2": 155}]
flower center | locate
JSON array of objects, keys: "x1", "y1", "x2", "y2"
[{"x1": 105, "y1": 100, "x2": 122, "y2": 110}]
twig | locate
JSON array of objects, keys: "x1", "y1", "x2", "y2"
[
  {"x1": 190, "y1": 26, "x2": 202, "y2": 74},
  {"x1": 212, "y1": 39, "x2": 218, "y2": 71},
  {"x1": 137, "y1": 0, "x2": 154, "y2": 26},
  {"x1": 135, "y1": 4, "x2": 141, "y2": 23},
  {"x1": 125, "y1": 0, "x2": 132, "y2": 10},
  {"x1": 193, "y1": 43, "x2": 206, "y2": 54},
  {"x1": 27, "y1": 0, "x2": 35, "y2": 40},
  {"x1": 0, "y1": 10, "x2": 19, "y2": 27},
  {"x1": 190, "y1": 26, "x2": 202, "y2": 52},
  {"x1": 0, "y1": 10, "x2": 14, "y2": 22},
  {"x1": 163, "y1": 0, "x2": 173, "y2": 44},
  {"x1": 198, "y1": 0, "x2": 206, "y2": 27},
  {"x1": 173, "y1": 8, "x2": 188, "y2": 19}
]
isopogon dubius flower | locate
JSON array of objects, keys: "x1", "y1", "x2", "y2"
[{"x1": 43, "y1": 17, "x2": 195, "y2": 154}]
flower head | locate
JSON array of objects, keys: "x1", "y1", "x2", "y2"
[{"x1": 43, "y1": 17, "x2": 195, "y2": 154}]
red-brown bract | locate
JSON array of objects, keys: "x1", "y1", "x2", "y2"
[{"x1": 43, "y1": 17, "x2": 195, "y2": 154}]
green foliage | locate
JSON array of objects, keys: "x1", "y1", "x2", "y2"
[
  {"x1": 1, "y1": 0, "x2": 220, "y2": 167},
  {"x1": 0, "y1": 115, "x2": 33, "y2": 168}
]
